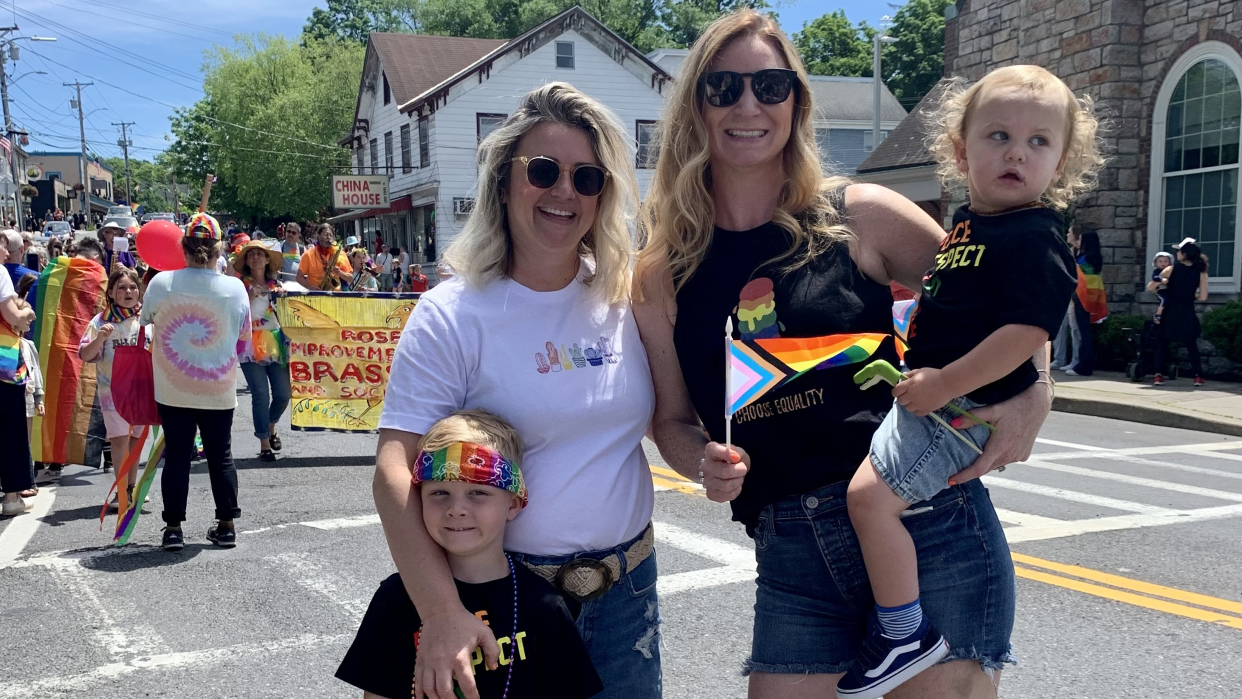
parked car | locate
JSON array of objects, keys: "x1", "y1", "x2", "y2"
[
  {"x1": 107, "y1": 205, "x2": 133, "y2": 218},
  {"x1": 140, "y1": 212, "x2": 177, "y2": 224},
  {"x1": 43, "y1": 220, "x2": 72, "y2": 236}
]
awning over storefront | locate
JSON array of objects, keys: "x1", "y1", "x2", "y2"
[{"x1": 327, "y1": 195, "x2": 412, "y2": 224}]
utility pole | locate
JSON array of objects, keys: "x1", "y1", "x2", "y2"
[
  {"x1": 171, "y1": 172, "x2": 179, "y2": 217},
  {"x1": 0, "y1": 26, "x2": 19, "y2": 227},
  {"x1": 112, "y1": 121, "x2": 134, "y2": 207},
  {"x1": 873, "y1": 17, "x2": 897, "y2": 158},
  {"x1": 64, "y1": 80, "x2": 93, "y2": 223}
]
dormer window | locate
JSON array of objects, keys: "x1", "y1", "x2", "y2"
[{"x1": 556, "y1": 41, "x2": 574, "y2": 69}]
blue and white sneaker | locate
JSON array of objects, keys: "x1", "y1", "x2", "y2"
[{"x1": 836, "y1": 617, "x2": 949, "y2": 699}]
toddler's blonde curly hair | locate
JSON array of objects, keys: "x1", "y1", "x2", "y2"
[{"x1": 925, "y1": 65, "x2": 1106, "y2": 210}]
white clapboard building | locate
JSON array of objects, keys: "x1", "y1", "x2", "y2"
[{"x1": 333, "y1": 6, "x2": 673, "y2": 270}]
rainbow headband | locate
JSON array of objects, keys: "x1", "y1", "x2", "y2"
[{"x1": 413, "y1": 442, "x2": 527, "y2": 506}]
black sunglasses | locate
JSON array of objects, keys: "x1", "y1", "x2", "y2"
[
  {"x1": 510, "y1": 156, "x2": 609, "y2": 197},
  {"x1": 698, "y1": 69, "x2": 799, "y2": 108}
]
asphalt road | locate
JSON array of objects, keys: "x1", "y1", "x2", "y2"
[{"x1": 2, "y1": 406, "x2": 1241, "y2": 698}]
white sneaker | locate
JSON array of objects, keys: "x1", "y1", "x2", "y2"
[
  {"x1": 1058, "y1": 364, "x2": 1075, "y2": 372},
  {"x1": 2, "y1": 497, "x2": 32, "y2": 516},
  {"x1": 1064, "y1": 368, "x2": 1081, "y2": 376}
]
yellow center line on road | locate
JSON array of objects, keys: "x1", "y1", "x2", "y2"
[
  {"x1": 647, "y1": 464, "x2": 1242, "y2": 631},
  {"x1": 1013, "y1": 566, "x2": 1242, "y2": 630},
  {"x1": 1011, "y1": 553, "x2": 1242, "y2": 616}
]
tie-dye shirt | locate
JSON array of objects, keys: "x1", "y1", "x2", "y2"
[
  {"x1": 78, "y1": 312, "x2": 143, "y2": 412},
  {"x1": 241, "y1": 278, "x2": 287, "y2": 366},
  {"x1": 140, "y1": 267, "x2": 251, "y2": 410}
]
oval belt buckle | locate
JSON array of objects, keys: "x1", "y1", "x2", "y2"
[{"x1": 555, "y1": 558, "x2": 614, "y2": 603}]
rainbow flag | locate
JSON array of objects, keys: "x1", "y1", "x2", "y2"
[
  {"x1": 728, "y1": 333, "x2": 886, "y2": 415},
  {"x1": 1075, "y1": 265, "x2": 1109, "y2": 324},
  {"x1": 0, "y1": 319, "x2": 26, "y2": 384},
  {"x1": 892, "y1": 299, "x2": 916, "y2": 363},
  {"x1": 30, "y1": 256, "x2": 106, "y2": 465}
]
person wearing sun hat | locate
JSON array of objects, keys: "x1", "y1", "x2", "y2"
[
  {"x1": 140, "y1": 208, "x2": 252, "y2": 551},
  {"x1": 96, "y1": 219, "x2": 136, "y2": 272},
  {"x1": 234, "y1": 240, "x2": 290, "y2": 462}
]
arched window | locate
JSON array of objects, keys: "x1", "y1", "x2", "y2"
[{"x1": 1150, "y1": 44, "x2": 1242, "y2": 288}]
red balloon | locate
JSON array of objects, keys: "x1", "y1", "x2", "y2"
[{"x1": 136, "y1": 220, "x2": 186, "y2": 271}]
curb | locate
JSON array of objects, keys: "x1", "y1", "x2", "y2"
[{"x1": 1053, "y1": 393, "x2": 1242, "y2": 438}]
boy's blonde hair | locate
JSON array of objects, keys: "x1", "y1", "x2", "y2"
[
  {"x1": 926, "y1": 65, "x2": 1106, "y2": 210},
  {"x1": 416, "y1": 409, "x2": 523, "y2": 465}
]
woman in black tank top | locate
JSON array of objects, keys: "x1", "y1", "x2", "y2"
[{"x1": 633, "y1": 10, "x2": 1053, "y2": 698}]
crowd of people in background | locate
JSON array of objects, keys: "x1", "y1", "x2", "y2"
[{"x1": 0, "y1": 213, "x2": 437, "y2": 524}]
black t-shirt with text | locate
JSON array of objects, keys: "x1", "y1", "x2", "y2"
[
  {"x1": 906, "y1": 204, "x2": 1077, "y2": 405},
  {"x1": 335, "y1": 566, "x2": 602, "y2": 699}
]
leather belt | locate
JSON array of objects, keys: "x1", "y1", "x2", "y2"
[{"x1": 522, "y1": 523, "x2": 654, "y2": 602}]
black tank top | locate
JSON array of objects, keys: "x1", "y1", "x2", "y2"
[{"x1": 674, "y1": 216, "x2": 899, "y2": 525}]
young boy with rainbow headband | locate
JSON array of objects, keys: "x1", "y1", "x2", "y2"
[
  {"x1": 836, "y1": 65, "x2": 1103, "y2": 699},
  {"x1": 336, "y1": 409, "x2": 601, "y2": 699}
]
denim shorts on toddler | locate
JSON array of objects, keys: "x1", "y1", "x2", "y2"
[{"x1": 869, "y1": 396, "x2": 992, "y2": 504}]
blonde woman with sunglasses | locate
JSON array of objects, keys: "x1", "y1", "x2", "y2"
[
  {"x1": 635, "y1": 10, "x2": 1056, "y2": 699},
  {"x1": 373, "y1": 83, "x2": 660, "y2": 699}
]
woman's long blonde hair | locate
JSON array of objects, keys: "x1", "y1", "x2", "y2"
[
  {"x1": 443, "y1": 82, "x2": 638, "y2": 304},
  {"x1": 638, "y1": 9, "x2": 852, "y2": 293}
]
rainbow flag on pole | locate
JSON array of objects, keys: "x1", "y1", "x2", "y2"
[
  {"x1": 728, "y1": 332, "x2": 886, "y2": 415},
  {"x1": 30, "y1": 256, "x2": 106, "y2": 465}
]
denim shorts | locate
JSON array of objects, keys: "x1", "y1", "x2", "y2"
[
  {"x1": 509, "y1": 529, "x2": 662, "y2": 699},
  {"x1": 745, "y1": 478, "x2": 1016, "y2": 676},
  {"x1": 870, "y1": 397, "x2": 993, "y2": 504}
]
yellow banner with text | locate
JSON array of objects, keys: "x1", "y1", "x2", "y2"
[{"x1": 275, "y1": 293, "x2": 419, "y2": 432}]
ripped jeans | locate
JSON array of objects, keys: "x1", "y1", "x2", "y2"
[{"x1": 511, "y1": 541, "x2": 663, "y2": 699}]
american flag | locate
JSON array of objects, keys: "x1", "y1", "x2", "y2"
[{"x1": 0, "y1": 136, "x2": 10, "y2": 165}]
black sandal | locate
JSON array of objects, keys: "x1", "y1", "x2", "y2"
[
  {"x1": 259, "y1": 449, "x2": 276, "y2": 462},
  {"x1": 269, "y1": 434, "x2": 282, "y2": 452}
]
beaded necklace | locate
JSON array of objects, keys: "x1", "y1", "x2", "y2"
[{"x1": 413, "y1": 554, "x2": 518, "y2": 699}]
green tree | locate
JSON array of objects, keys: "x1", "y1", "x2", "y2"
[
  {"x1": 792, "y1": 10, "x2": 870, "y2": 77},
  {"x1": 880, "y1": 0, "x2": 953, "y2": 105},
  {"x1": 166, "y1": 35, "x2": 364, "y2": 220},
  {"x1": 302, "y1": 0, "x2": 421, "y2": 43}
]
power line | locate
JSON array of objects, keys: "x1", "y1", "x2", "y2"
[
  {"x1": 38, "y1": 0, "x2": 225, "y2": 45},
  {"x1": 63, "y1": 0, "x2": 235, "y2": 38},
  {"x1": 26, "y1": 49, "x2": 344, "y2": 153},
  {"x1": 6, "y1": 2, "x2": 204, "y2": 88}
]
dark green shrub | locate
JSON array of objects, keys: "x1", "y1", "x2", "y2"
[
  {"x1": 1202, "y1": 301, "x2": 1242, "y2": 365},
  {"x1": 1090, "y1": 314, "x2": 1147, "y2": 370}
]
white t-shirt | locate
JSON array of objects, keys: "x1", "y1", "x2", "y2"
[
  {"x1": 0, "y1": 267, "x2": 14, "y2": 302},
  {"x1": 398, "y1": 251, "x2": 410, "y2": 274},
  {"x1": 375, "y1": 253, "x2": 394, "y2": 275},
  {"x1": 140, "y1": 268, "x2": 251, "y2": 410},
  {"x1": 380, "y1": 268, "x2": 655, "y2": 556}
]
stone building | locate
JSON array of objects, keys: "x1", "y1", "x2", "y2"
[{"x1": 867, "y1": 0, "x2": 1242, "y2": 325}]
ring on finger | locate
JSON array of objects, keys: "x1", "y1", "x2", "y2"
[
  {"x1": 697, "y1": 457, "x2": 705, "y2": 484},
  {"x1": 996, "y1": 465, "x2": 1007, "y2": 472}
]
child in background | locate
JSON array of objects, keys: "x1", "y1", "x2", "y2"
[
  {"x1": 837, "y1": 65, "x2": 1103, "y2": 699},
  {"x1": 18, "y1": 300, "x2": 43, "y2": 500},
  {"x1": 79, "y1": 267, "x2": 149, "y2": 509},
  {"x1": 1151, "y1": 251, "x2": 1173, "y2": 323},
  {"x1": 335, "y1": 409, "x2": 601, "y2": 699}
]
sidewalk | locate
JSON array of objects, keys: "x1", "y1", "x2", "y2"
[{"x1": 1053, "y1": 370, "x2": 1242, "y2": 437}]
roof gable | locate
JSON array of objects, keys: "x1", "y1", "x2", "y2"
[
  {"x1": 397, "y1": 6, "x2": 673, "y2": 115},
  {"x1": 370, "y1": 33, "x2": 507, "y2": 106},
  {"x1": 856, "y1": 79, "x2": 948, "y2": 174}
]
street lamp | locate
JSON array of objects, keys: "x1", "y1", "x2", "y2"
[
  {"x1": 873, "y1": 17, "x2": 897, "y2": 157},
  {"x1": 0, "y1": 33, "x2": 55, "y2": 226}
]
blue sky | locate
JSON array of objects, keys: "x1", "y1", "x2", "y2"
[{"x1": 5, "y1": 0, "x2": 894, "y2": 162}]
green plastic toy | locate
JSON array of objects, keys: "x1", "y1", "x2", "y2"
[{"x1": 853, "y1": 360, "x2": 996, "y2": 455}]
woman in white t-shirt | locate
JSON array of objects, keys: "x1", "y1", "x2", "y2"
[
  {"x1": 376, "y1": 83, "x2": 657, "y2": 699},
  {"x1": 374, "y1": 247, "x2": 395, "y2": 291}
]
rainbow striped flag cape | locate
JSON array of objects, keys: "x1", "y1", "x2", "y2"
[
  {"x1": 1075, "y1": 264, "x2": 1109, "y2": 324},
  {"x1": 728, "y1": 331, "x2": 887, "y2": 415},
  {"x1": 29, "y1": 256, "x2": 106, "y2": 465}
]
